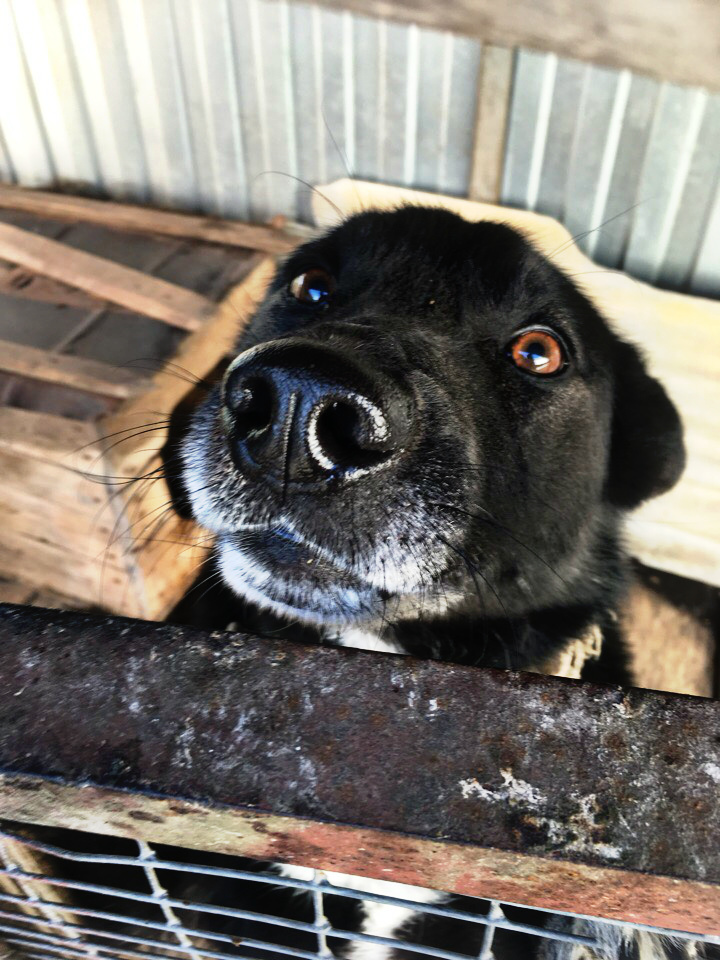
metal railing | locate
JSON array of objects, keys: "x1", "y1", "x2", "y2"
[{"x1": 1, "y1": 827, "x2": 718, "y2": 959}]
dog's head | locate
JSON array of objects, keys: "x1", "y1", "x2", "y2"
[{"x1": 182, "y1": 207, "x2": 684, "y2": 630}]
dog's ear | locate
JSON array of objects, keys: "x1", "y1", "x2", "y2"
[{"x1": 606, "y1": 339, "x2": 685, "y2": 509}]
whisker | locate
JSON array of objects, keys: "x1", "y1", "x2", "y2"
[
  {"x1": 82, "y1": 424, "x2": 171, "y2": 474},
  {"x1": 441, "y1": 502, "x2": 571, "y2": 590},
  {"x1": 120, "y1": 358, "x2": 213, "y2": 390},
  {"x1": 252, "y1": 170, "x2": 344, "y2": 220},
  {"x1": 191, "y1": 567, "x2": 229, "y2": 607},
  {"x1": 72, "y1": 418, "x2": 171, "y2": 457},
  {"x1": 546, "y1": 199, "x2": 648, "y2": 261}
]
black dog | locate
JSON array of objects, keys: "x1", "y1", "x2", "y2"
[{"x1": 181, "y1": 206, "x2": 690, "y2": 959}]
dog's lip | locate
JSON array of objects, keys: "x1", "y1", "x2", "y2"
[
  {"x1": 228, "y1": 523, "x2": 356, "y2": 579},
  {"x1": 216, "y1": 531, "x2": 379, "y2": 624},
  {"x1": 232, "y1": 522, "x2": 322, "y2": 554}
]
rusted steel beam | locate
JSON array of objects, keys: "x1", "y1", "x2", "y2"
[{"x1": 0, "y1": 603, "x2": 718, "y2": 935}]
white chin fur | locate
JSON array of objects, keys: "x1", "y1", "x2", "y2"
[
  {"x1": 183, "y1": 446, "x2": 454, "y2": 608},
  {"x1": 217, "y1": 540, "x2": 373, "y2": 627},
  {"x1": 217, "y1": 539, "x2": 451, "y2": 630}
]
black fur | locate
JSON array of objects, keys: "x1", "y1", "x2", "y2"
[{"x1": 181, "y1": 206, "x2": 685, "y2": 677}]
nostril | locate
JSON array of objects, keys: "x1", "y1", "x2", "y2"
[
  {"x1": 311, "y1": 398, "x2": 395, "y2": 472},
  {"x1": 225, "y1": 373, "x2": 275, "y2": 442},
  {"x1": 222, "y1": 342, "x2": 412, "y2": 484}
]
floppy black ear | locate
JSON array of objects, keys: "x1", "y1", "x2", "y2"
[{"x1": 606, "y1": 339, "x2": 685, "y2": 509}]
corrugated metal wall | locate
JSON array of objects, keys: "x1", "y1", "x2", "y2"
[
  {"x1": 503, "y1": 51, "x2": 720, "y2": 295},
  {"x1": 1, "y1": 0, "x2": 719, "y2": 296}
]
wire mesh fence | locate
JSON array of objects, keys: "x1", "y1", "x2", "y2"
[{"x1": 0, "y1": 825, "x2": 718, "y2": 960}]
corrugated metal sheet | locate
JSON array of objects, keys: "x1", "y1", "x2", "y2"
[
  {"x1": 0, "y1": 0, "x2": 719, "y2": 296},
  {"x1": 503, "y1": 49, "x2": 720, "y2": 295}
]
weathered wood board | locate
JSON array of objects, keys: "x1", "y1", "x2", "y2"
[{"x1": 0, "y1": 194, "x2": 281, "y2": 618}]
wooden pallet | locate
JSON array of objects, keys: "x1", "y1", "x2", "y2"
[{"x1": 0, "y1": 188, "x2": 287, "y2": 619}]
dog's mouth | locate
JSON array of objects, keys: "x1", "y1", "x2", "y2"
[
  {"x1": 214, "y1": 517, "x2": 463, "y2": 626},
  {"x1": 229, "y1": 525, "x2": 357, "y2": 583},
  {"x1": 238, "y1": 526, "x2": 313, "y2": 570},
  {"x1": 217, "y1": 525, "x2": 382, "y2": 624}
]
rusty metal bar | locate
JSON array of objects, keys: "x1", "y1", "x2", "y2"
[{"x1": 0, "y1": 603, "x2": 718, "y2": 935}]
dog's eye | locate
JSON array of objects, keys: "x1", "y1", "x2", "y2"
[
  {"x1": 289, "y1": 269, "x2": 335, "y2": 304},
  {"x1": 508, "y1": 329, "x2": 567, "y2": 376}
]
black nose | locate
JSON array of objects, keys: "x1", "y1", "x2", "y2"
[{"x1": 222, "y1": 339, "x2": 412, "y2": 487}]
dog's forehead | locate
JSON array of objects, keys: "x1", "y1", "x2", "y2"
[
  {"x1": 306, "y1": 208, "x2": 596, "y2": 323},
  {"x1": 327, "y1": 207, "x2": 534, "y2": 271},
  {"x1": 296, "y1": 207, "x2": 577, "y2": 316}
]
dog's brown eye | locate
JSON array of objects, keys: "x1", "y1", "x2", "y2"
[
  {"x1": 508, "y1": 329, "x2": 566, "y2": 376},
  {"x1": 289, "y1": 269, "x2": 335, "y2": 304}
]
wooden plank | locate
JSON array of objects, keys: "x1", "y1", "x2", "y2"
[
  {"x1": 0, "y1": 580, "x2": 36, "y2": 605},
  {"x1": 305, "y1": 0, "x2": 720, "y2": 91},
  {"x1": 622, "y1": 579, "x2": 716, "y2": 699},
  {"x1": 0, "y1": 222, "x2": 214, "y2": 330},
  {"x1": 0, "y1": 407, "x2": 102, "y2": 469},
  {"x1": 0, "y1": 185, "x2": 298, "y2": 255},
  {"x1": 0, "y1": 339, "x2": 150, "y2": 399},
  {"x1": 0, "y1": 580, "x2": 79, "y2": 610},
  {"x1": 104, "y1": 255, "x2": 275, "y2": 479},
  {"x1": 315, "y1": 179, "x2": 720, "y2": 589},
  {"x1": 95, "y1": 264, "x2": 275, "y2": 619},
  {"x1": 0, "y1": 451, "x2": 151, "y2": 616},
  {"x1": 0, "y1": 533, "x2": 137, "y2": 617},
  {"x1": 0, "y1": 496, "x2": 126, "y2": 569},
  {"x1": 125, "y1": 512, "x2": 211, "y2": 619},
  {"x1": 100, "y1": 452, "x2": 212, "y2": 620},
  {"x1": 0, "y1": 426, "x2": 141, "y2": 613},
  {"x1": 468, "y1": 44, "x2": 514, "y2": 203},
  {"x1": 89, "y1": 264, "x2": 273, "y2": 618},
  {"x1": 0, "y1": 451, "x2": 107, "y2": 513},
  {"x1": 0, "y1": 256, "x2": 266, "y2": 619},
  {"x1": 0, "y1": 409, "x2": 158, "y2": 615},
  {"x1": 0, "y1": 261, "x2": 130, "y2": 311},
  {"x1": 0, "y1": 406, "x2": 100, "y2": 468},
  {"x1": 29, "y1": 589, "x2": 85, "y2": 611}
]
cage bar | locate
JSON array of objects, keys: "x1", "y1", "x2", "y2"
[{"x1": 0, "y1": 828, "x2": 717, "y2": 960}]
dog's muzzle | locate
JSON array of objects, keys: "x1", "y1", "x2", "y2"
[{"x1": 221, "y1": 339, "x2": 413, "y2": 489}]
